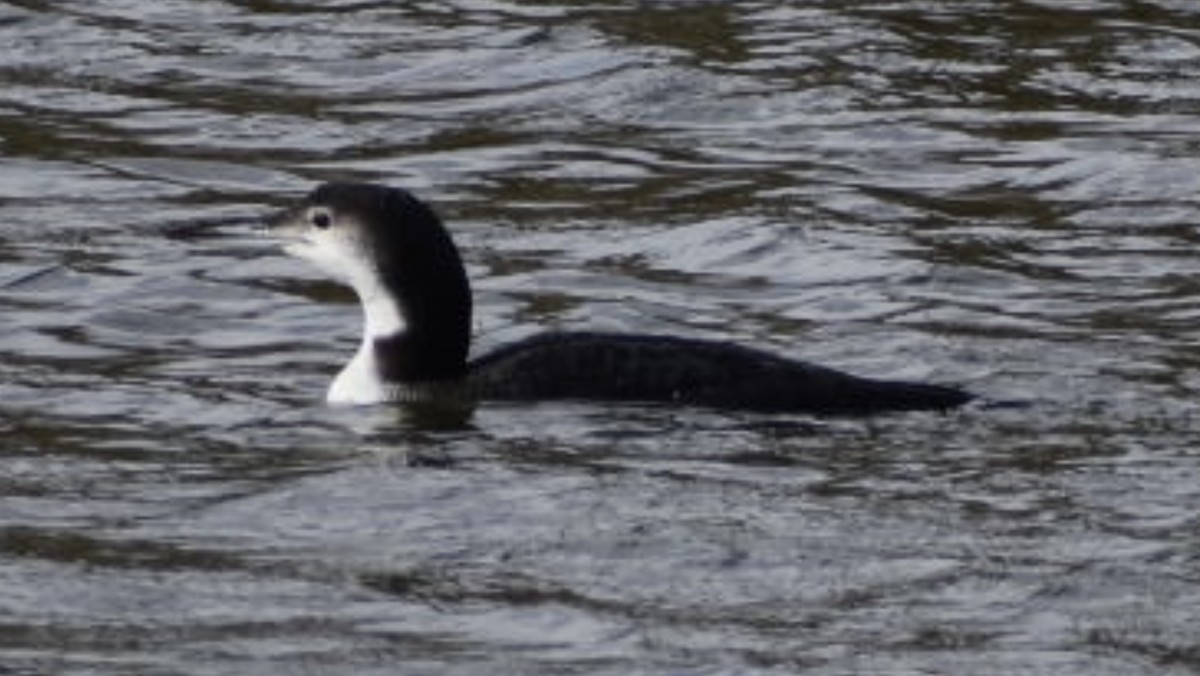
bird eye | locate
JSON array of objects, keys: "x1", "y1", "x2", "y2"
[{"x1": 310, "y1": 209, "x2": 332, "y2": 230}]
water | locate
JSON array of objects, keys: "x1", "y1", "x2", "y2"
[{"x1": 2, "y1": 1, "x2": 1200, "y2": 673}]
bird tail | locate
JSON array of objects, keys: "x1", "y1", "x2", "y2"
[{"x1": 851, "y1": 378, "x2": 973, "y2": 413}]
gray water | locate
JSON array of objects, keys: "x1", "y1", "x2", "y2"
[{"x1": 2, "y1": 1, "x2": 1200, "y2": 674}]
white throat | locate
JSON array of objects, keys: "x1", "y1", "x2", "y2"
[{"x1": 327, "y1": 277, "x2": 406, "y2": 405}]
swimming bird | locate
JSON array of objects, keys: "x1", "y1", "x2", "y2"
[{"x1": 266, "y1": 182, "x2": 971, "y2": 414}]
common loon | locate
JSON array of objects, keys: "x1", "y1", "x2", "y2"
[{"x1": 266, "y1": 182, "x2": 972, "y2": 414}]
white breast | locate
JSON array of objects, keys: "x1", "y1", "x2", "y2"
[{"x1": 327, "y1": 335, "x2": 390, "y2": 405}]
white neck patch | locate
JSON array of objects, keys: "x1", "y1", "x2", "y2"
[{"x1": 326, "y1": 272, "x2": 406, "y2": 405}]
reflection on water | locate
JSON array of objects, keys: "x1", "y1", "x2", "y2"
[{"x1": 3, "y1": 1, "x2": 1200, "y2": 673}]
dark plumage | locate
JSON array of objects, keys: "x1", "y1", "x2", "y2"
[{"x1": 469, "y1": 332, "x2": 969, "y2": 413}]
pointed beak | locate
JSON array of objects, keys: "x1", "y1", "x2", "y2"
[
  {"x1": 264, "y1": 205, "x2": 294, "y2": 231},
  {"x1": 263, "y1": 205, "x2": 307, "y2": 243}
]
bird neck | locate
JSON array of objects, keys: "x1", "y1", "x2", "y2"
[
  {"x1": 357, "y1": 260, "x2": 471, "y2": 385},
  {"x1": 359, "y1": 281, "x2": 406, "y2": 341},
  {"x1": 326, "y1": 282, "x2": 471, "y2": 404}
]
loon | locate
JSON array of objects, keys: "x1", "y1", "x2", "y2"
[{"x1": 266, "y1": 182, "x2": 972, "y2": 414}]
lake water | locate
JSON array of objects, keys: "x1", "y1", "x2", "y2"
[{"x1": 3, "y1": 2, "x2": 1200, "y2": 674}]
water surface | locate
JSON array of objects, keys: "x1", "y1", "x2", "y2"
[{"x1": 3, "y1": 2, "x2": 1200, "y2": 674}]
